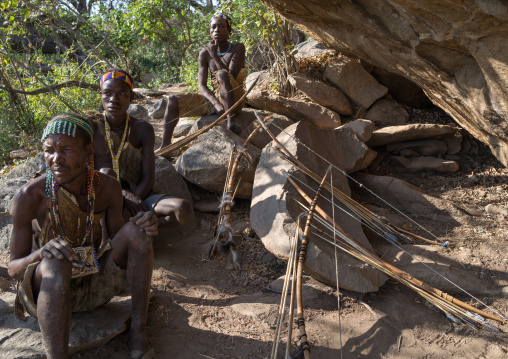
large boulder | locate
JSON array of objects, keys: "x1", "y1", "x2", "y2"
[
  {"x1": 339, "y1": 119, "x2": 375, "y2": 143},
  {"x1": 3, "y1": 154, "x2": 45, "y2": 180},
  {"x1": 127, "y1": 104, "x2": 149, "y2": 120},
  {"x1": 352, "y1": 173, "x2": 471, "y2": 224},
  {"x1": 386, "y1": 139, "x2": 449, "y2": 156},
  {"x1": 133, "y1": 88, "x2": 166, "y2": 98},
  {"x1": 247, "y1": 89, "x2": 341, "y2": 129},
  {"x1": 148, "y1": 99, "x2": 167, "y2": 119},
  {"x1": 367, "y1": 124, "x2": 458, "y2": 147},
  {"x1": 263, "y1": 0, "x2": 508, "y2": 166},
  {"x1": 288, "y1": 73, "x2": 353, "y2": 115},
  {"x1": 153, "y1": 157, "x2": 195, "y2": 240},
  {"x1": 323, "y1": 58, "x2": 388, "y2": 108},
  {"x1": 172, "y1": 118, "x2": 195, "y2": 138},
  {"x1": 239, "y1": 109, "x2": 295, "y2": 149},
  {"x1": 0, "y1": 177, "x2": 29, "y2": 254},
  {"x1": 365, "y1": 99, "x2": 409, "y2": 126},
  {"x1": 370, "y1": 243, "x2": 498, "y2": 295},
  {"x1": 187, "y1": 112, "x2": 257, "y2": 139},
  {"x1": 294, "y1": 39, "x2": 328, "y2": 59},
  {"x1": 388, "y1": 156, "x2": 459, "y2": 173},
  {"x1": 245, "y1": 70, "x2": 270, "y2": 90},
  {"x1": 251, "y1": 121, "x2": 385, "y2": 292},
  {"x1": 1, "y1": 155, "x2": 46, "y2": 254},
  {"x1": 175, "y1": 126, "x2": 261, "y2": 199}
]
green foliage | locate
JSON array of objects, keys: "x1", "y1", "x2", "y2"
[
  {"x1": 220, "y1": 0, "x2": 274, "y2": 53},
  {"x1": 0, "y1": 0, "x2": 279, "y2": 163}
]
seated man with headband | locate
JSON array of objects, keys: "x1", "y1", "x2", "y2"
[
  {"x1": 157, "y1": 12, "x2": 246, "y2": 152},
  {"x1": 9, "y1": 114, "x2": 158, "y2": 358},
  {"x1": 92, "y1": 68, "x2": 192, "y2": 227}
]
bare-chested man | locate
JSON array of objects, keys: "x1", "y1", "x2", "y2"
[
  {"x1": 92, "y1": 69, "x2": 192, "y2": 227},
  {"x1": 158, "y1": 12, "x2": 246, "y2": 152},
  {"x1": 9, "y1": 114, "x2": 157, "y2": 359}
]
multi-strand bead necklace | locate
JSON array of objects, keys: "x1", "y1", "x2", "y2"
[{"x1": 45, "y1": 162, "x2": 99, "y2": 247}]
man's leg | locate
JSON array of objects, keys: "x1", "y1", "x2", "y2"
[
  {"x1": 32, "y1": 257, "x2": 73, "y2": 359},
  {"x1": 153, "y1": 197, "x2": 192, "y2": 227},
  {"x1": 216, "y1": 70, "x2": 241, "y2": 134},
  {"x1": 159, "y1": 95, "x2": 180, "y2": 151},
  {"x1": 110, "y1": 221, "x2": 153, "y2": 355}
]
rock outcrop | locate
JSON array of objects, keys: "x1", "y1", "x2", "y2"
[
  {"x1": 352, "y1": 173, "x2": 471, "y2": 224},
  {"x1": 365, "y1": 99, "x2": 409, "y2": 126},
  {"x1": 288, "y1": 73, "x2": 353, "y2": 115},
  {"x1": 153, "y1": 157, "x2": 196, "y2": 240},
  {"x1": 175, "y1": 126, "x2": 261, "y2": 199},
  {"x1": 324, "y1": 58, "x2": 388, "y2": 108},
  {"x1": 263, "y1": 0, "x2": 508, "y2": 166},
  {"x1": 367, "y1": 124, "x2": 458, "y2": 147},
  {"x1": 250, "y1": 121, "x2": 384, "y2": 292},
  {"x1": 0, "y1": 290, "x2": 133, "y2": 358},
  {"x1": 247, "y1": 89, "x2": 341, "y2": 129}
]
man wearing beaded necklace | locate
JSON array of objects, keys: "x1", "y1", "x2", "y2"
[
  {"x1": 93, "y1": 69, "x2": 192, "y2": 228},
  {"x1": 157, "y1": 12, "x2": 246, "y2": 153},
  {"x1": 9, "y1": 114, "x2": 158, "y2": 359}
]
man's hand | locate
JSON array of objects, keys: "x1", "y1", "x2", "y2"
[
  {"x1": 130, "y1": 211, "x2": 159, "y2": 237},
  {"x1": 40, "y1": 237, "x2": 75, "y2": 261},
  {"x1": 206, "y1": 40, "x2": 218, "y2": 57},
  {"x1": 123, "y1": 190, "x2": 148, "y2": 217},
  {"x1": 212, "y1": 100, "x2": 225, "y2": 115}
]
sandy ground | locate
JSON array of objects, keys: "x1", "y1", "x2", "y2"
[
  {"x1": 1, "y1": 106, "x2": 507, "y2": 358},
  {"x1": 75, "y1": 111, "x2": 508, "y2": 358}
]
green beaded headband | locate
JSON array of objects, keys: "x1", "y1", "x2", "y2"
[{"x1": 41, "y1": 114, "x2": 93, "y2": 142}]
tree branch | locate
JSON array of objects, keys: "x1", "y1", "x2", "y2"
[
  {"x1": 1, "y1": 50, "x2": 80, "y2": 113},
  {"x1": 0, "y1": 80, "x2": 99, "y2": 95}
]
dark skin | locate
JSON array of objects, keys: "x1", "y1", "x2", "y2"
[
  {"x1": 8, "y1": 133, "x2": 158, "y2": 358},
  {"x1": 158, "y1": 17, "x2": 246, "y2": 150},
  {"x1": 95, "y1": 79, "x2": 192, "y2": 226}
]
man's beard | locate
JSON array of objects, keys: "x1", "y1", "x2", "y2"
[{"x1": 53, "y1": 162, "x2": 87, "y2": 186}]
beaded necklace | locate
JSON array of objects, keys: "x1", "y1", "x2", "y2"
[
  {"x1": 104, "y1": 113, "x2": 130, "y2": 182},
  {"x1": 217, "y1": 42, "x2": 231, "y2": 57},
  {"x1": 46, "y1": 163, "x2": 100, "y2": 247}
]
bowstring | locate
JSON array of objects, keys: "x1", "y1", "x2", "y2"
[
  {"x1": 330, "y1": 168, "x2": 344, "y2": 358},
  {"x1": 288, "y1": 172, "x2": 508, "y2": 322},
  {"x1": 267, "y1": 121, "x2": 445, "y2": 244}
]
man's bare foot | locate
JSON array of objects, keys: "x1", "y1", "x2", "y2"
[{"x1": 128, "y1": 332, "x2": 155, "y2": 359}]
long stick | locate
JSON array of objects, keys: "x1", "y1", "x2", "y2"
[
  {"x1": 210, "y1": 112, "x2": 268, "y2": 267},
  {"x1": 286, "y1": 173, "x2": 507, "y2": 325},
  {"x1": 295, "y1": 165, "x2": 331, "y2": 359},
  {"x1": 154, "y1": 76, "x2": 259, "y2": 157},
  {"x1": 271, "y1": 220, "x2": 300, "y2": 359},
  {"x1": 256, "y1": 119, "x2": 441, "y2": 246}
]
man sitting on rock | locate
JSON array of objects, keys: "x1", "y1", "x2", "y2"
[
  {"x1": 157, "y1": 12, "x2": 246, "y2": 151},
  {"x1": 9, "y1": 114, "x2": 158, "y2": 359},
  {"x1": 92, "y1": 69, "x2": 192, "y2": 227}
]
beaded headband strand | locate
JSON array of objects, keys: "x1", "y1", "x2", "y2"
[
  {"x1": 210, "y1": 13, "x2": 232, "y2": 27},
  {"x1": 41, "y1": 114, "x2": 93, "y2": 142},
  {"x1": 100, "y1": 68, "x2": 134, "y2": 90}
]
